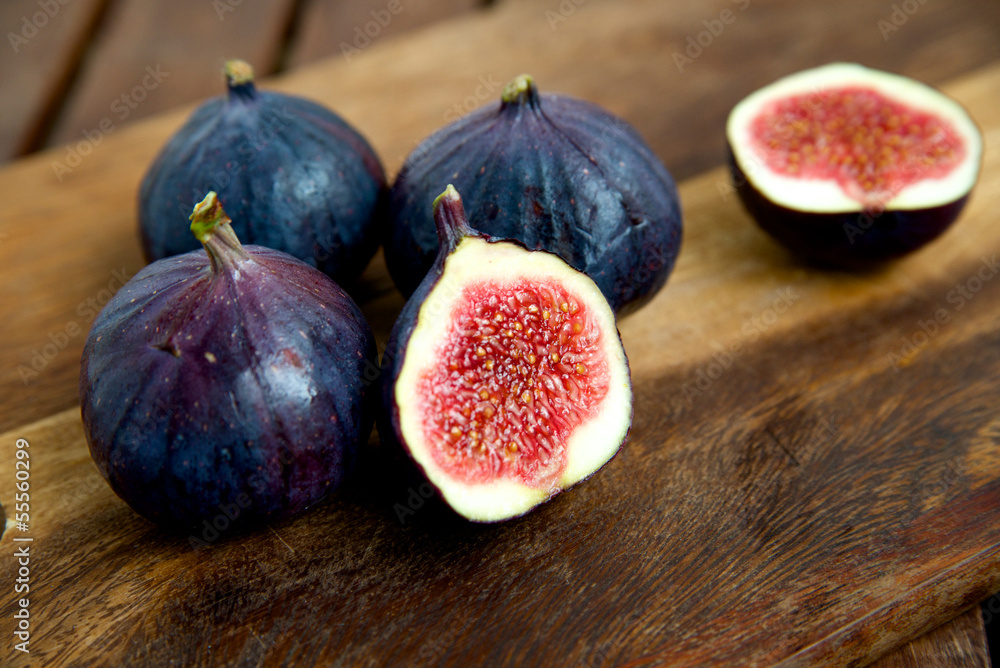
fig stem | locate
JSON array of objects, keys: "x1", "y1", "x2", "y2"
[
  {"x1": 190, "y1": 192, "x2": 249, "y2": 272},
  {"x1": 224, "y1": 59, "x2": 257, "y2": 102},
  {"x1": 500, "y1": 74, "x2": 541, "y2": 110},
  {"x1": 432, "y1": 185, "x2": 476, "y2": 253}
]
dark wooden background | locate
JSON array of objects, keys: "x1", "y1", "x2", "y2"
[{"x1": 1, "y1": 0, "x2": 999, "y2": 665}]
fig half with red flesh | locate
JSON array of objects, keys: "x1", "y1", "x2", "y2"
[
  {"x1": 380, "y1": 186, "x2": 632, "y2": 522},
  {"x1": 727, "y1": 63, "x2": 982, "y2": 265}
]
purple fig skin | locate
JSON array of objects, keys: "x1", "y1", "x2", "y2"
[
  {"x1": 139, "y1": 60, "x2": 387, "y2": 287},
  {"x1": 377, "y1": 188, "x2": 476, "y2": 516},
  {"x1": 728, "y1": 150, "x2": 970, "y2": 267},
  {"x1": 81, "y1": 194, "x2": 377, "y2": 530},
  {"x1": 386, "y1": 74, "x2": 682, "y2": 316}
]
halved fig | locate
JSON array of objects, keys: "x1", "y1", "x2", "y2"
[
  {"x1": 726, "y1": 63, "x2": 982, "y2": 265},
  {"x1": 379, "y1": 186, "x2": 632, "y2": 522}
]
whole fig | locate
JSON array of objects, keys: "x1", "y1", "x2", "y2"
[
  {"x1": 82, "y1": 192, "x2": 377, "y2": 530},
  {"x1": 139, "y1": 60, "x2": 386, "y2": 286},
  {"x1": 386, "y1": 74, "x2": 682, "y2": 315}
]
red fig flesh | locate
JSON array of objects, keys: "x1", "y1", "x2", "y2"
[
  {"x1": 727, "y1": 63, "x2": 982, "y2": 264},
  {"x1": 381, "y1": 186, "x2": 632, "y2": 522}
]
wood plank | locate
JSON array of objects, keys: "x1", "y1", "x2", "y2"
[
  {"x1": 286, "y1": 0, "x2": 486, "y2": 67},
  {"x1": 41, "y1": 0, "x2": 298, "y2": 151},
  {"x1": 1, "y1": 52, "x2": 1000, "y2": 665},
  {"x1": 0, "y1": 0, "x2": 109, "y2": 162},
  {"x1": 874, "y1": 607, "x2": 989, "y2": 667}
]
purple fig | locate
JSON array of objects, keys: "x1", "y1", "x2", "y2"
[
  {"x1": 139, "y1": 59, "x2": 386, "y2": 286},
  {"x1": 386, "y1": 74, "x2": 682, "y2": 315},
  {"x1": 81, "y1": 192, "x2": 377, "y2": 530}
]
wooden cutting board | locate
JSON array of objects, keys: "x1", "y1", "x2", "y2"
[{"x1": 3, "y1": 1, "x2": 1000, "y2": 665}]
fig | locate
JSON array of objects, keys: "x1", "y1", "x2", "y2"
[
  {"x1": 385, "y1": 74, "x2": 682, "y2": 315},
  {"x1": 81, "y1": 193, "x2": 377, "y2": 530},
  {"x1": 726, "y1": 63, "x2": 982, "y2": 265},
  {"x1": 379, "y1": 185, "x2": 632, "y2": 522},
  {"x1": 139, "y1": 59, "x2": 386, "y2": 286}
]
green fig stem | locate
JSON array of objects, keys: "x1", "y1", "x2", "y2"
[
  {"x1": 432, "y1": 185, "x2": 476, "y2": 254},
  {"x1": 224, "y1": 59, "x2": 257, "y2": 101},
  {"x1": 500, "y1": 74, "x2": 541, "y2": 110},
  {"x1": 190, "y1": 192, "x2": 249, "y2": 272}
]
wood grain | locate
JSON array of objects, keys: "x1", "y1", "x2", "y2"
[
  {"x1": 285, "y1": 0, "x2": 486, "y2": 67},
  {"x1": 0, "y1": 0, "x2": 109, "y2": 162},
  {"x1": 41, "y1": 0, "x2": 299, "y2": 150},
  {"x1": 2, "y1": 53, "x2": 1000, "y2": 666},
  {"x1": 874, "y1": 607, "x2": 989, "y2": 667}
]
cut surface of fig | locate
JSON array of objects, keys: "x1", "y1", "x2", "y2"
[
  {"x1": 420, "y1": 277, "x2": 611, "y2": 489},
  {"x1": 383, "y1": 186, "x2": 632, "y2": 522},
  {"x1": 727, "y1": 63, "x2": 982, "y2": 264}
]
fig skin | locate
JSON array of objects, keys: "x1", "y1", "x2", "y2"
[
  {"x1": 385, "y1": 74, "x2": 682, "y2": 315},
  {"x1": 378, "y1": 186, "x2": 633, "y2": 523},
  {"x1": 81, "y1": 193, "x2": 378, "y2": 530},
  {"x1": 139, "y1": 60, "x2": 387, "y2": 287},
  {"x1": 729, "y1": 151, "x2": 971, "y2": 267}
]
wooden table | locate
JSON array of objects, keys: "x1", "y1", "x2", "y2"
[{"x1": 2, "y1": 0, "x2": 999, "y2": 665}]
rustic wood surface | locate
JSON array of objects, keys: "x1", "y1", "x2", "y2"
[
  {"x1": 1, "y1": 0, "x2": 999, "y2": 664},
  {"x1": 873, "y1": 607, "x2": 989, "y2": 667},
  {"x1": 41, "y1": 0, "x2": 301, "y2": 149},
  {"x1": 0, "y1": 0, "x2": 491, "y2": 162},
  {"x1": 0, "y1": 0, "x2": 109, "y2": 161},
  {"x1": 286, "y1": 0, "x2": 486, "y2": 67}
]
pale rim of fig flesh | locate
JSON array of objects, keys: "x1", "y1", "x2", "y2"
[
  {"x1": 727, "y1": 62, "x2": 982, "y2": 213},
  {"x1": 394, "y1": 237, "x2": 633, "y2": 522}
]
